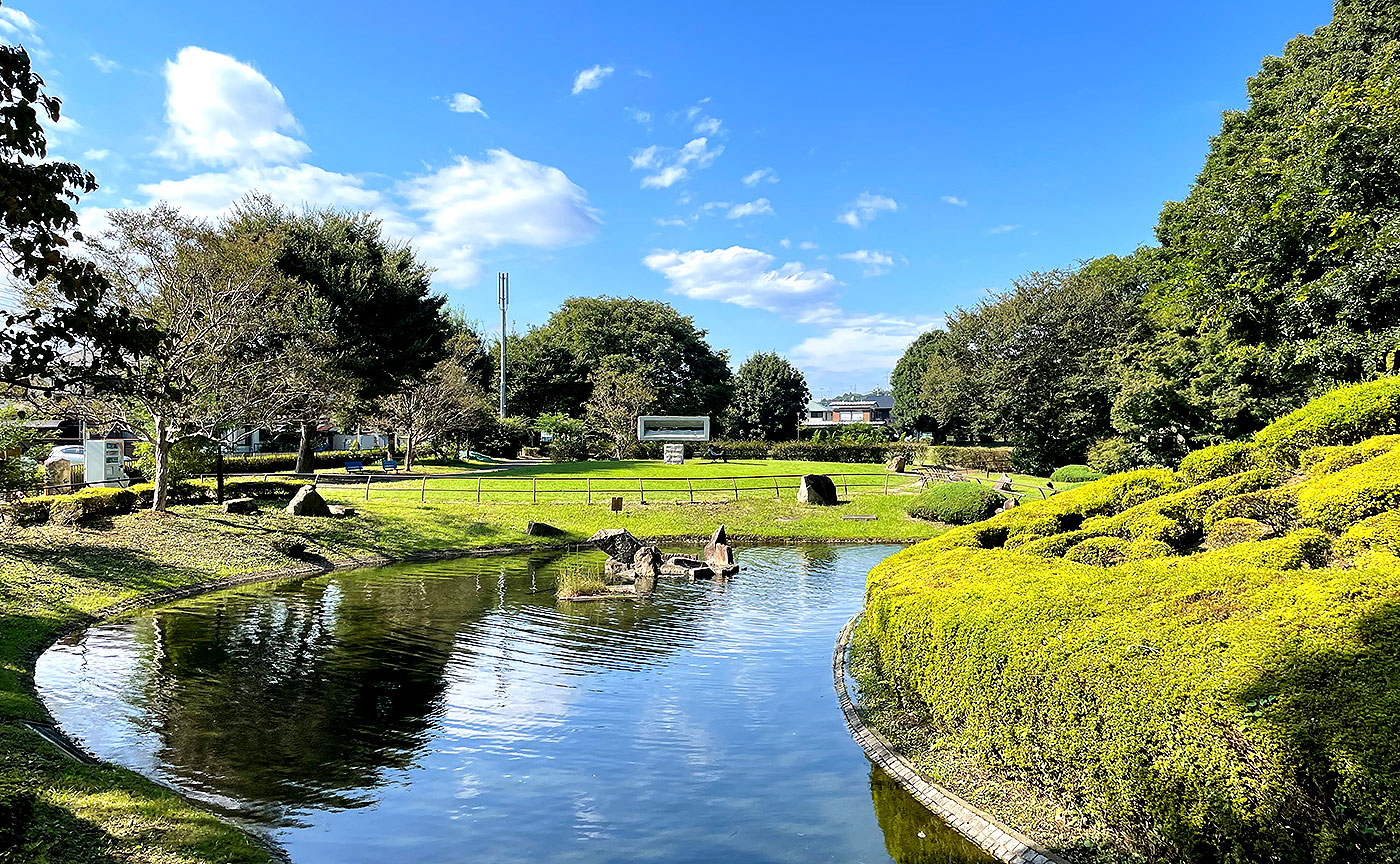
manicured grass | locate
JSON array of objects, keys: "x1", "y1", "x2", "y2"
[{"x1": 0, "y1": 488, "x2": 944, "y2": 863}]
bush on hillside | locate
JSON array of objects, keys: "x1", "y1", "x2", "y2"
[
  {"x1": 1177, "y1": 440, "x2": 1260, "y2": 486},
  {"x1": 1087, "y1": 436, "x2": 1149, "y2": 475},
  {"x1": 1253, "y1": 376, "x2": 1400, "y2": 467},
  {"x1": 905, "y1": 482, "x2": 1005, "y2": 524},
  {"x1": 1064, "y1": 535, "x2": 1131, "y2": 567},
  {"x1": 1050, "y1": 464, "x2": 1104, "y2": 484}
]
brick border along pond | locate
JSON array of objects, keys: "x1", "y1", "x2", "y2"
[{"x1": 833, "y1": 612, "x2": 1067, "y2": 864}]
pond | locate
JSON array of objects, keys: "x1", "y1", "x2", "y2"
[{"x1": 36, "y1": 544, "x2": 992, "y2": 864}]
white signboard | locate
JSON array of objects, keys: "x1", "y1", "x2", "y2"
[
  {"x1": 663, "y1": 443, "x2": 685, "y2": 465},
  {"x1": 637, "y1": 415, "x2": 711, "y2": 442}
]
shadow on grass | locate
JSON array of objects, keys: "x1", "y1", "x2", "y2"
[{"x1": 1235, "y1": 599, "x2": 1400, "y2": 860}]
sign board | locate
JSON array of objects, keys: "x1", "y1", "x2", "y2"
[
  {"x1": 663, "y1": 443, "x2": 685, "y2": 465},
  {"x1": 637, "y1": 415, "x2": 711, "y2": 442}
]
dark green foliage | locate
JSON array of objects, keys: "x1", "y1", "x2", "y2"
[
  {"x1": 920, "y1": 445, "x2": 1015, "y2": 472},
  {"x1": 1087, "y1": 436, "x2": 1150, "y2": 475},
  {"x1": 221, "y1": 448, "x2": 390, "y2": 474},
  {"x1": 0, "y1": 781, "x2": 33, "y2": 853},
  {"x1": 770, "y1": 440, "x2": 922, "y2": 464},
  {"x1": 1050, "y1": 464, "x2": 1104, "y2": 484},
  {"x1": 905, "y1": 482, "x2": 1004, "y2": 524},
  {"x1": 726, "y1": 352, "x2": 810, "y2": 440}
]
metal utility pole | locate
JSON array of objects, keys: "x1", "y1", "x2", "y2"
[{"x1": 497, "y1": 272, "x2": 509, "y2": 417}]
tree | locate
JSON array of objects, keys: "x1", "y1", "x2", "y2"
[
  {"x1": 0, "y1": 43, "x2": 159, "y2": 391},
  {"x1": 726, "y1": 352, "x2": 810, "y2": 440},
  {"x1": 585, "y1": 359, "x2": 656, "y2": 459},
  {"x1": 227, "y1": 200, "x2": 451, "y2": 473},
  {"x1": 890, "y1": 331, "x2": 944, "y2": 434},
  {"x1": 504, "y1": 296, "x2": 732, "y2": 420},
  {"x1": 42, "y1": 205, "x2": 306, "y2": 511},
  {"x1": 373, "y1": 324, "x2": 494, "y2": 471}
]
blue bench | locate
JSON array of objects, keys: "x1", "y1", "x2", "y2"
[
  {"x1": 344, "y1": 460, "x2": 364, "y2": 473},
  {"x1": 382, "y1": 459, "x2": 399, "y2": 472}
]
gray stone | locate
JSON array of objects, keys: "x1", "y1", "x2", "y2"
[
  {"x1": 603, "y1": 557, "x2": 632, "y2": 578},
  {"x1": 285, "y1": 484, "x2": 333, "y2": 517},
  {"x1": 525, "y1": 521, "x2": 563, "y2": 537},
  {"x1": 886, "y1": 454, "x2": 907, "y2": 473},
  {"x1": 588, "y1": 528, "x2": 644, "y2": 561},
  {"x1": 660, "y1": 554, "x2": 705, "y2": 576},
  {"x1": 328, "y1": 504, "x2": 357, "y2": 517},
  {"x1": 709, "y1": 524, "x2": 728, "y2": 546},
  {"x1": 632, "y1": 546, "x2": 661, "y2": 593},
  {"x1": 222, "y1": 497, "x2": 257, "y2": 514},
  {"x1": 704, "y1": 540, "x2": 735, "y2": 568},
  {"x1": 796, "y1": 474, "x2": 839, "y2": 506}
]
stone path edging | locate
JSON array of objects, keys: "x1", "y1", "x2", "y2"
[{"x1": 833, "y1": 612, "x2": 1067, "y2": 864}]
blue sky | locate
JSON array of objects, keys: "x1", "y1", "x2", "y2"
[{"x1": 12, "y1": 0, "x2": 1329, "y2": 395}]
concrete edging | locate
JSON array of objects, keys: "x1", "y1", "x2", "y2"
[{"x1": 833, "y1": 612, "x2": 1067, "y2": 864}]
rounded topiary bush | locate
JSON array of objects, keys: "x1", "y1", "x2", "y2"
[
  {"x1": 1050, "y1": 464, "x2": 1105, "y2": 484},
  {"x1": 1064, "y1": 535, "x2": 1132, "y2": 566},
  {"x1": 1205, "y1": 517, "x2": 1273, "y2": 550},
  {"x1": 905, "y1": 481, "x2": 1005, "y2": 524}
]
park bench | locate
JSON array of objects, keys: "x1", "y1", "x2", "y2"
[
  {"x1": 381, "y1": 459, "x2": 399, "y2": 472},
  {"x1": 344, "y1": 460, "x2": 364, "y2": 473}
]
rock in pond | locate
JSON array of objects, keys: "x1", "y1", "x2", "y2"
[
  {"x1": 588, "y1": 528, "x2": 645, "y2": 562},
  {"x1": 796, "y1": 474, "x2": 838, "y2": 506},
  {"x1": 526, "y1": 521, "x2": 564, "y2": 537}
]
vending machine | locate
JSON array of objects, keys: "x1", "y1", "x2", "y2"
[{"x1": 83, "y1": 439, "x2": 129, "y2": 488}]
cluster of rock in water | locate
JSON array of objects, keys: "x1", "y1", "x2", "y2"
[{"x1": 584, "y1": 525, "x2": 740, "y2": 596}]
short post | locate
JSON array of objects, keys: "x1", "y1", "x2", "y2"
[
  {"x1": 365, "y1": 474, "x2": 372, "y2": 501},
  {"x1": 638, "y1": 478, "x2": 645, "y2": 504},
  {"x1": 532, "y1": 477, "x2": 537, "y2": 504},
  {"x1": 733, "y1": 478, "x2": 739, "y2": 502},
  {"x1": 586, "y1": 478, "x2": 591, "y2": 505},
  {"x1": 421, "y1": 475, "x2": 427, "y2": 502},
  {"x1": 476, "y1": 477, "x2": 482, "y2": 503},
  {"x1": 774, "y1": 477, "x2": 780, "y2": 500},
  {"x1": 688, "y1": 479, "x2": 694, "y2": 503},
  {"x1": 842, "y1": 474, "x2": 848, "y2": 497},
  {"x1": 884, "y1": 473, "x2": 889, "y2": 495}
]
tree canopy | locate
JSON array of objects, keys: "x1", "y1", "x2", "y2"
[{"x1": 726, "y1": 352, "x2": 810, "y2": 441}]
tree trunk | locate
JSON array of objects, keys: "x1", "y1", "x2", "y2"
[
  {"x1": 404, "y1": 431, "x2": 416, "y2": 472},
  {"x1": 296, "y1": 420, "x2": 317, "y2": 474},
  {"x1": 151, "y1": 417, "x2": 172, "y2": 513}
]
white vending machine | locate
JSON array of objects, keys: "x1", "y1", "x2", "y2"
[{"x1": 83, "y1": 439, "x2": 129, "y2": 488}]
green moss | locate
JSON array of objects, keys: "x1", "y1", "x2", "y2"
[{"x1": 905, "y1": 482, "x2": 1005, "y2": 524}]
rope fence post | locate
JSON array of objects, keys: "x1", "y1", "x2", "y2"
[
  {"x1": 532, "y1": 477, "x2": 537, "y2": 504},
  {"x1": 884, "y1": 473, "x2": 889, "y2": 495},
  {"x1": 842, "y1": 474, "x2": 848, "y2": 497},
  {"x1": 586, "y1": 478, "x2": 591, "y2": 505},
  {"x1": 638, "y1": 478, "x2": 645, "y2": 504},
  {"x1": 733, "y1": 478, "x2": 739, "y2": 502},
  {"x1": 774, "y1": 476, "x2": 780, "y2": 500},
  {"x1": 476, "y1": 477, "x2": 481, "y2": 503},
  {"x1": 365, "y1": 474, "x2": 372, "y2": 501},
  {"x1": 688, "y1": 479, "x2": 694, "y2": 503},
  {"x1": 421, "y1": 475, "x2": 427, "y2": 502}
]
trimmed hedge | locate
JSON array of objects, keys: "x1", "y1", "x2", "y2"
[
  {"x1": 770, "y1": 440, "x2": 923, "y2": 464},
  {"x1": 1049, "y1": 464, "x2": 1105, "y2": 484},
  {"x1": 220, "y1": 448, "x2": 390, "y2": 474},
  {"x1": 2, "y1": 477, "x2": 309, "y2": 525},
  {"x1": 921, "y1": 445, "x2": 1015, "y2": 472},
  {"x1": 860, "y1": 380, "x2": 1400, "y2": 861},
  {"x1": 904, "y1": 482, "x2": 1005, "y2": 524}
]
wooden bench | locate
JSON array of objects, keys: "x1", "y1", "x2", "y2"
[
  {"x1": 381, "y1": 459, "x2": 399, "y2": 473},
  {"x1": 344, "y1": 460, "x2": 364, "y2": 473}
]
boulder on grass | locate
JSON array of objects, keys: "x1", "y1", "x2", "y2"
[
  {"x1": 886, "y1": 454, "x2": 907, "y2": 473},
  {"x1": 526, "y1": 521, "x2": 563, "y2": 537},
  {"x1": 588, "y1": 528, "x2": 644, "y2": 562},
  {"x1": 796, "y1": 474, "x2": 839, "y2": 506},
  {"x1": 222, "y1": 497, "x2": 257, "y2": 515},
  {"x1": 286, "y1": 484, "x2": 332, "y2": 517}
]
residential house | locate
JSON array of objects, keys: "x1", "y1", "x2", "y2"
[{"x1": 801, "y1": 395, "x2": 895, "y2": 429}]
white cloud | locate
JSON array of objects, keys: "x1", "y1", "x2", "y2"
[
  {"x1": 631, "y1": 136, "x2": 722, "y2": 189},
  {"x1": 83, "y1": 148, "x2": 109, "y2": 161},
  {"x1": 726, "y1": 198, "x2": 773, "y2": 219},
  {"x1": 571, "y1": 64, "x2": 614, "y2": 95},
  {"x1": 779, "y1": 237, "x2": 791, "y2": 248},
  {"x1": 742, "y1": 167, "x2": 778, "y2": 186},
  {"x1": 789, "y1": 312, "x2": 938, "y2": 373},
  {"x1": 0, "y1": 7, "x2": 38, "y2": 40},
  {"x1": 400, "y1": 149, "x2": 601, "y2": 283},
  {"x1": 837, "y1": 192, "x2": 898, "y2": 228},
  {"x1": 629, "y1": 108, "x2": 652, "y2": 126},
  {"x1": 798, "y1": 240, "x2": 819, "y2": 250},
  {"x1": 838, "y1": 249, "x2": 894, "y2": 276},
  {"x1": 90, "y1": 53, "x2": 119, "y2": 73},
  {"x1": 989, "y1": 224, "x2": 1019, "y2": 234},
  {"x1": 447, "y1": 92, "x2": 487, "y2": 118},
  {"x1": 693, "y1": 117, "x2": 721, "y2": 136},
  {"x1": 655, "y1": 217, "x2": 688, "y2": 227},
  {"x1": 940, "y1": 195, "x2": 967, "y2": 206},
  {"x1": 643, "y1": 246, "x2": 839, "y2": 313},
  {"x1": 158, "y1": 46, "x2": 308, "y2": 166}
]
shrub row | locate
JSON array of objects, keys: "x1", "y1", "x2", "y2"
[
  {"x1": 3, "y1": 477, "x2": 310, "y2": 525},
  {"x1": 219, "y1": 448, "x2": 390, "y2": 474},
  {"x1": 919, "y1": 445, "x2": 1015, "y2": 472}
]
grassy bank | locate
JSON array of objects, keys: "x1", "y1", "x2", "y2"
[
  {"x1": 1, "y1": 486, "x2": 943, "y2": 863},
  {"x1": 856, "y1": 378, "x2": 1400, "y2": 863}
]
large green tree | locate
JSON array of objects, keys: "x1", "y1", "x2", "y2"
[
  {"x1": 0, "y1": 43, "x2": 158, "y2": 391},
  {"x1": 725, "y1": 352, "x2": 809, "y2": 441},
  {"x1": 502, "y1": 296, "x2": 732, "y2": 420},
  {"x1": 229, "y1": 199, "x2": 451, "y2": 472}
]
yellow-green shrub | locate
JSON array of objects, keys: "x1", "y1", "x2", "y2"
[
  {"x1": 1177, "y1": 440, "x2": 1259, "y2": 485},
  {"x1": 1337, "y1": 511, "x2": 1400, "y2": 559},
  {"x1": 1085, "y1": 468, "x2": 1279, "y2": 550},
  {"x1": 1300, "y1": 435, "x2": 1400, "y2": 474},
  {"x1": 1203, "y1": 488, "x2": 1299, "y2": 531},
  {"x1": 1205, "y1": 517, "x2": 1272, "y2": 549},
  {"x1": 1295, "y1": 446, "x2": 1400, "y2": 533},
  {"x1": 1195, "y1": 528, "x2": 1332, "y2": 570},
  {"x1": 1253, "y1": 376, "x2": 1400, "y2": 467},
  {"x1": 1064, "y1": 535, "x2": 1131, "y2": 566}
]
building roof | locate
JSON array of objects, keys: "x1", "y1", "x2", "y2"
[
  {"x1": 805, "y1": 400, "x2": 826, "y2": 413},
  {"x1": 828, "y1": 395, "x2": 894, "y2": 410}
]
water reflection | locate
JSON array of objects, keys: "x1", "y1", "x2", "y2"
[{"x1": 39, "y1": 545, "x2": 993, "y2": 864}]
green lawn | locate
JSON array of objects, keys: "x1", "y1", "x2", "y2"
[{"x1": 0, "y1": 485, "x2": 947, "y2": 864}]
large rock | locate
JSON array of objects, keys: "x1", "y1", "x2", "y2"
[
  {"x1": 588, "y1": 528, "x2": 644, "y2": 562},
  {"x1": 526, "y1": 521, "x2": 564, "y2": 537},
  {"x1": 796, "y1": 474, "x2": 839, "y2": 506},
  {"x1": 709, "y1": 525, "x2": 728, "y2": 546},
  {"x1": 886, "y1": 454, "x2": 907, "y2": 473},
  {"x1": 660, "y1": 554, "x2": 706, "y2": 576},
  {"x1": 285, "y1": 484, "x2": 333, "y2": 517},
  {"x1": 222, "y1": 497, "x2": 257, "y2": 515},
  {"x1": 633, "y1": 546, "x2": 661, "y2": 594}
]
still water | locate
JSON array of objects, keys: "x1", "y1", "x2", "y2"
[{"x1": 37, "y1": 544, "x2": 991, "y2": 864}]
